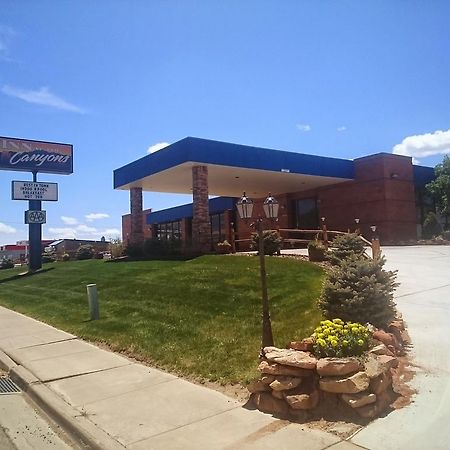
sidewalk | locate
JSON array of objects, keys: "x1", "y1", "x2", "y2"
[{"x1": 0, "y1": 307, "x2": 349, "y2": 450}]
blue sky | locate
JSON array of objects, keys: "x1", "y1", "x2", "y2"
[{"x1": 1, "y1": 0, "x2": 450, "y2": 245}]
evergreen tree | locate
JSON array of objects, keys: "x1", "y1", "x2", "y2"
[{"x1": 426, "y1": 155, "x2": 450, "y2": 230}]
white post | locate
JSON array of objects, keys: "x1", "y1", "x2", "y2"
[{"x1": 86, "y1": 284, "x2": 99, "y2": 320}]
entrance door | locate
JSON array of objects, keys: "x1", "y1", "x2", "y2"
[{"x1": 294, "y1": 198, "x2": 319, "y2": 229}]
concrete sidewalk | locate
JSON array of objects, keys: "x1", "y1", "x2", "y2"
[{"x1": 0, "y1": 307, "x2": 348, "y2": 450}]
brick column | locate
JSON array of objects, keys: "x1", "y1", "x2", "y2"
[
  {"x1": 130, "y1": 187, "x2": 144, "y2": 245},
  {"x1": 192, "y1": 165, "x2": 211, "y2": 252}
]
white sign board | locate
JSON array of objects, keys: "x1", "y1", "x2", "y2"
[
  {"x1": 25, "y1": 210, "x2": 47, "y2": 224},
  {"x1": 12, "y1": 181, "x2": 58, "y2": 201}
]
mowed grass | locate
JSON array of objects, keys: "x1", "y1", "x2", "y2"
[{"x1": 0, "y1": 255, "x2": 324, "y2": 384}]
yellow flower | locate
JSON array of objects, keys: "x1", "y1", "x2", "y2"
[
  {"x1": 331, "y1": 340, "x2": 338, "y2": 347},
  {"x1": 317, "y1": 333, "x2": 324, "y2": 339},
  {"x1": 342, "y1": 340, "x2": 349, "y2": 346},
  {"x1": 357, "y1": 339, "x2": 364, "y2": 346},
  {"x1": 343, "y1": 329, "x2": 349, "y2": 335},
  {"x1": 317, "y1": 338, "x2": 326, "y2": 346}
]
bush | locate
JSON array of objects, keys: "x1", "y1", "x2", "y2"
[
  {"x1": 423, "y1": 212, "x2": 443, "y2": 239},
  {"x1": 441, "y1": 230, "x2": 450, "y2": 241},
  {"x1": 76, "y1": 244, "x2": 95, "y2": 260},
  {"x1": 318, "y1": 255, "x2": 398, "y2": 329},
  {"x1": 251, "y1": 230, "x2": 283, "y2": 256},
  {"x1": 109, "y1": 238, "x2": 125, "y2": 259},
  {"x1": 313, "y1": 319, "x2": 370, "y2": 358},
  {"x1": 61, "y1": 253, "x2": 70, "y2": 261},
  {"x1": 0, "y1": 258, "x2": 14, "y2": 270},
  {"x1": 328, "y1": 233, "x2": 366, "y2": 265},
  {"x1": 41, "y1": 253, "x2": 56, "y2": 264},
  {"x1": 124, "y1": 242, "x2": 144, "y2": 257},
  {"x1": 143, "y1": 238, "x2": 182, "y2": 257},
  {"x1": 307, "y1": 240, "x2": 327, "y2": 262},
  {"x1": 216, "y1": 240, "x2": 232, "y2": 254}
]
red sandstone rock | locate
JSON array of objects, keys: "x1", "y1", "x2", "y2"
[
  {"x1": 341, "y1": 392, "x2": 377, "y2": 409},
  {"x1": 258, "y1": 360, "x2": 314, "y2": 377},
  {"x1": 271, "y1": 390, "x2": 285, "y2": 400},
  {"x1": 252, "y1": 392, "x2": 290, "y2": 416},
  {"x1": 263, "y1": 347, "x2": 318, "y2": 369},
  {"x1": 377, "y1": 354, "x2": 399, "y2": 369},
  {"x1": 370, "y1": 371, "x2": 392, "y2": 395},
  {"x1": 247, "y1": 379, "x2": 272, "y2": 393},
  {"x1": 373, "y1": 330, "x2": 401, "y2": 351},
  {"x1": 269, "y1": 376, "x2": 302, "y2": 391},
  {"x1": 289, "y1": 338, "x2": 314, "y2": 352},
  {"x1": 285, "y1": 389, "x2": 319, "y2": 410},
  {"x1": 369, "y1": 343, "x2": 395, "y2": 357},
  {"x1": 316, "y1": 357, "x2": 362, "y2": 377},
  {"x1": 319, "y1": 371, "x2": 370, "y2": 394}
]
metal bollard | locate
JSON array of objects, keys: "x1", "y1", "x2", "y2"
[{"x1": 86, "y1": 284, "x2": 100, "y2": 320}]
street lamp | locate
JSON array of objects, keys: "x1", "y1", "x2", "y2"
[
  {"x1": 236, "y1": 192, "x2": 279, "y2": 348},
  {"x1": 355, "y1": 218, "x2": 360, "y2": 234}
]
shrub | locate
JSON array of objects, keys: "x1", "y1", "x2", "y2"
[
  {"x1": 216, "y1": 240, "x2": 232, "y2": 254},
  {"x1": 0, "y1": 258, "x2": 14, "y2": 270},
  {"x1": 125, "y1": 242, "x2": 144, "y2": 257},
  {"x1": 318, "y1": 255, "x2": 398, "y2": 329},
  {"x1": 313, "y1": 319, "x2": 370, "y2": 358},
  {"x1": 41, "y1": 253, "x2": 56, "y2": 264},
  {"x1": 441, "y1": 230, "x2": 450, "y2": 241},
  {"x1": 61, "y1": 253, "x2": 70, "y2": 261},
  {"x1": 76, "y1": 244, "x2": 95, "y2": 260},
  {"x1": 328, "y1": 233, "x2": 366, "y2": 265},
  {"x1": 109, "y1": 238, "x2": 125, "y2": 259},
  {"x1": 143, "y1": 238, "x2": 182, "y2": 257},
  {"x1": 307, "y1": 240, "x2": 327, "y2": 262},
  {"x1": 251, "y1": 230, "x2": 283, "y2": 256},
  {"x1": 94, "y1": 252, "x2": 104, "y2": 259},
  {"x1": 422, "y1": 212, "x2": 443, "y2": 239}
]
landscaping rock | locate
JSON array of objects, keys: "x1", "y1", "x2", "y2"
[
  {"x1": 355, "y1": 390, "x2": 393, "y2": 418},
  {"x1": 285, "y1": 389, "x2": 319, "y2": 410},
  {"x1": 289, "y1": 338, "x2": 314, "y2": 352},
  {"x1": 377, "y1": 354, "x2": 399, "y2": 369},
  {"x1": 369, "y1": 343, "x2": 395, "y2": 357},
  {"x1": 341, "y1": 392, "x2": 377, "y2": 409},
  {"x1": 364, "y1": 354, "x2": 389, "y2": 379},
  {"x1": 247, "y1": 379, "x2": 272, "y2": 393},
  {"x1": 252, "y1": 392, "x2": 290, "y2": 417},
  {"x1": 370, "y1": 371, "x2": 392, "y2": 395},
  {"x1": 263, "y1": 347, "x2": 318, "y2": 369},
  {"x1": 373, "y1": 330, "x2": 401, "y2": 351},
  {"x1": 319, "y1": 371, "x2": 370, "y2": 394},
  {"x1": 258, "y1": 360, "x2": 314, "y2": 377},
  {"x1": 260, "y1": 375, "x2": 276, "y2": 385},
  {"x1": 316, "y1": 357, "x2": 362, "y2": 376},
  {"x1": 269, "y1": 376, "x2": 302, "y2": 391},
  {"x1": 271, "y1": 390, "x2": 285, "y2": 400}
]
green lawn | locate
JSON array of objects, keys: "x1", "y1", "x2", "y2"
[{"x1": 0, "y1": 255, "x2": 324, "y2": 384}]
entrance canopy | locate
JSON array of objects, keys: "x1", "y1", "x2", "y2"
[{"x1": 114, "y1": 137, "x2": 355, "y2": 197}]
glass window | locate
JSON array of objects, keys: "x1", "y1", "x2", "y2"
[{"x1": 294, "y1": 198, "x2": 319, "y2": 229}]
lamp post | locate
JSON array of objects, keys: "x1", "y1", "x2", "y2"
[
  {"x1": 355, "y1": 218, "x2": 360, "y2": 235},
  {"x1": 321, "y1": 217, "x2": 328, "y2": 249},
  {"x1": 370, "y1": 225, "x2": 380, "y2": 259},
  {"x1": 236, "y1": 192, "x2": 279, "y2": 348}
]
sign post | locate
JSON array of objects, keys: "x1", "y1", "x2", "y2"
[{"x1": 2, "y1": 136, "x2": 73, "y2": 273}]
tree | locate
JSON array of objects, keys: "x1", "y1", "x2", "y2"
[{"x1": 426, "y1": 155, "x2": 450, "y2": 230}]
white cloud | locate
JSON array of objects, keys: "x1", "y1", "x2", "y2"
[
  {"x1": 77, "y1": 224, "x2": 97, "y2": 233},
  {"x1": 48, "y1": 227, "x2": 77, "y2": 239},
  {"x1": 85, "y1": 213, "x2": 109, "y2": 222},
  {"x1": 61, "y1": 216, "x2": 78, "y2": 225},
  {"x1": 337, "y1": 126, "x2": 347, "y2": 132},
  {"x1": 1, "y1": 85, "x2": 85, "y2": 113},
  {"x1": 0, "y1": 222, "x2": 16, "y2": 234},
  {"x1": 296, "y1": 124, "x2": 311, "y2": 132},
  {"x1": 392, "y1": 129, "x2": 450, "y2": 161},
  {"x1": 147, "y1": 142, "x2": 170, "y2": 154},
  {"x1": 101, "y1": 228, "x2": 121, "y2": 237}
]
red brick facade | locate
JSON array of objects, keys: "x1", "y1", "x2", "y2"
[{"x1": 192, "y1": 165, "x2": 211, "y2": 252}]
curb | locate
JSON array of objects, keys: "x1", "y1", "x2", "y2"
[{"x1": 0, "y1": 349, "x2": 126, "y2": 450}]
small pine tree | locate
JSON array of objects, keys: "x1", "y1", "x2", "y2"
[
  {"x1": 318, "y1": 255, "x2": 398, "y2": 329},
  {"x1": 251, "y1": 230, "x2": 283, "y2": 256},
  {"x1": 328, "y1": 233, "x2": 366, "y2": 265},
  {"x1": 422, "y1": 212, "x2": 443, "y2": 239},
  {"x1": 76, "y1": 244, "x2": 95, "y2": 260}
]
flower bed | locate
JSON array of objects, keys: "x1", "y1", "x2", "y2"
[{"x1": 248, "y1": 317, "x2": 410, "y2": 421}]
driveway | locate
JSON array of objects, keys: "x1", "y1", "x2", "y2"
[{"x1": 349, "y1": 246, "x2": 450, "y2": 449}]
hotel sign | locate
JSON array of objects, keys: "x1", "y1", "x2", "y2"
[
  {"x1": 0, "y1": 136, "x2": 73, "y2": 174},
  {"x1": 12, "y1": 181, "x2": 58, "y2": 201}
]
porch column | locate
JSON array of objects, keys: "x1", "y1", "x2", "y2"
[
  {"x1": 192, "y1": 165, "x2": 211, "y2": 252},
  {"x1": 130, "y1": 187, "x2": 144, "y2": 245}
]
